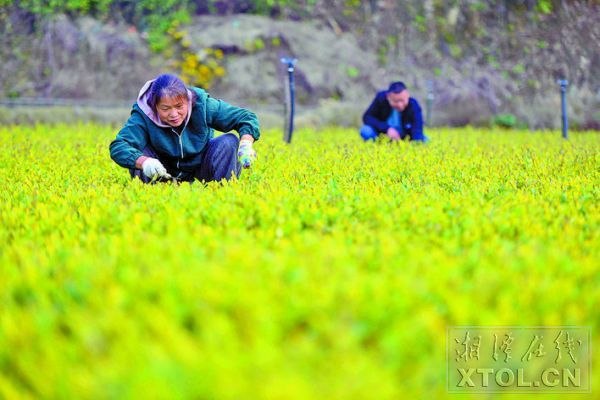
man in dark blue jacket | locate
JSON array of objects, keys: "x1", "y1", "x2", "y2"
[{"x1": 360, "y1": 81, "x2": 428, "y2": 142}]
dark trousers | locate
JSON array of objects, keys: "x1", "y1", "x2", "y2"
[{"x1": 130, "y1": 133, "x2": 241, "y2": 183}]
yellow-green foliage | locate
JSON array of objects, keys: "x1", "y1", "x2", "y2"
[{"x1": 0, "y1": 125, "x2": 598, "y2": 399}]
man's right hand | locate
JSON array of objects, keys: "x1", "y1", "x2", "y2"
[
  {"x1": 142, "y1": 158, "x2": 171, "y2": 180},
  {"x1": 386, "y1": 127, "x2": 401, "y2": 140}
]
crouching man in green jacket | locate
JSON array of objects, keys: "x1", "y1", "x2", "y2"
[{"x1": 110, "y1": 73, "x2": 259, "y2": 183}]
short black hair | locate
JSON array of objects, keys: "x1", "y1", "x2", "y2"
[{"x1": 387, "y1": 81, "x2": 407, "y2": 94}]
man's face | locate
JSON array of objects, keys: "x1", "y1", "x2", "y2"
[
  {"x1": 156, "y1": 95, "x2": 188, "y2": 127},
  {"x1": 386, "y1": 90, "x2": 410, "y2": 112}
]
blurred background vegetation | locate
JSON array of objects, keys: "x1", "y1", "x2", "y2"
[{"x1": 0, "y1": 0, "x2": 599, "y2": 129}]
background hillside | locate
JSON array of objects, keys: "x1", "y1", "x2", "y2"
[{"x1": 1, "y1": 0, "x2": 598, "y2": 129}]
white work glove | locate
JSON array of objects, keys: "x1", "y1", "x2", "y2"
[
  {"x1": 237, "y1": 139, "x2": 257, "y2": 169},
  {"x1": 142, "y1": 158, "x2": 171, "y2": 180}
]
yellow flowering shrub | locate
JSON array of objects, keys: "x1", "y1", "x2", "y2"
[{"x1": 168, "y1": 26, "x2": 226, "y2": 89}]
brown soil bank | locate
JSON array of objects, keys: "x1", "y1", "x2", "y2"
[{"x1": 1, "y1": 6, "x2": 598, "y2": 129}]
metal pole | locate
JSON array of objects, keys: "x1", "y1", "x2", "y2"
[
  {"x1": 280, "y1": 57, "x2": 297, "y2": 144},
  {"x1": 557, "y1": 79, "x2": 568, "y2": 139},
  {"x1": 426, "y1": 79, "x2": 434, "y2": 126}
]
